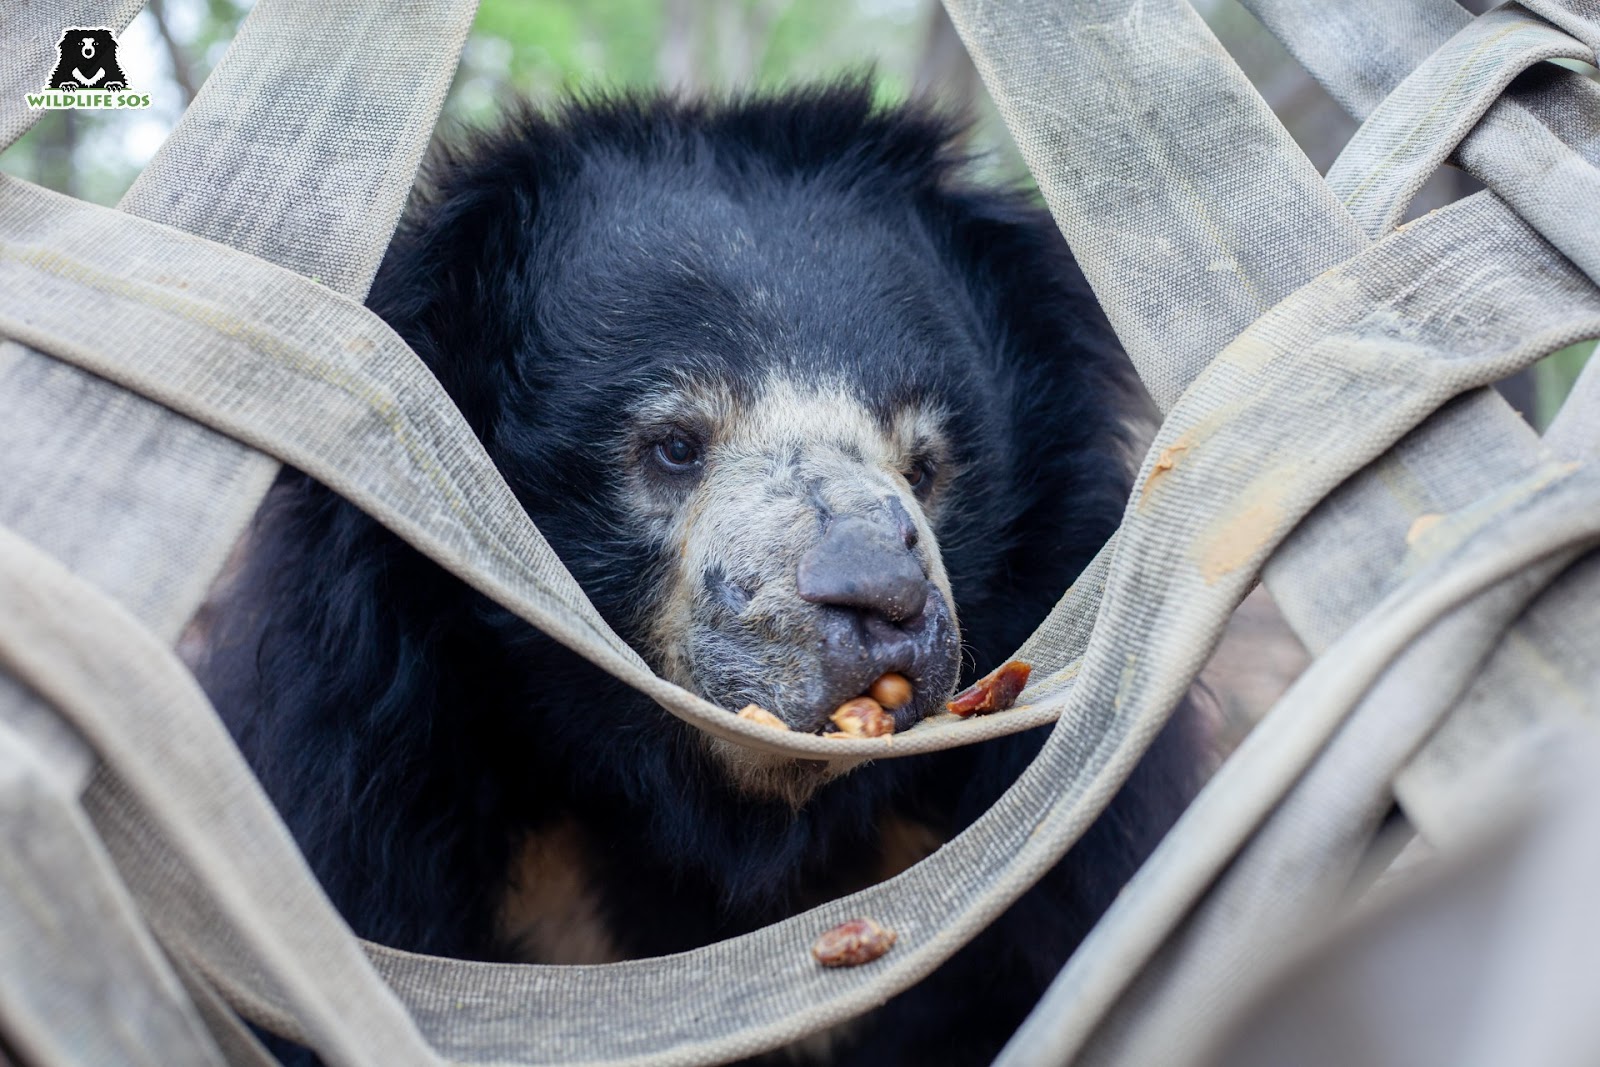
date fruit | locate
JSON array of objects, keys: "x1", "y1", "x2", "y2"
[
  {"x1": 828, "y1": 696, "x2": 895, "y2": 738},
  {"x1": 811, "y1": 918, "x2": 897, "y2": 967},
  {"x1": 736, "y1": 704, "x2": 789, "y2": 730},
  {"x1": 947, "y1": 660, "x2": 1031, "y2": 716}
]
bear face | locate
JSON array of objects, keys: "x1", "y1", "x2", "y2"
[
  {"x1": 204, "y1": 84, "x2": 1197, "y2": 1063},
  {"x1": 620, "y1": 375, "x2": 960, "y2": 738},
  {"x1": 48, "y1": 28, "x2": 128, "y2": 92},
  {"x1": 416, "y1": 120, "x2": 1063, "y2": 786},
  {"x1": 545, "y1": 267, "x2": 969, "y2": 741}
]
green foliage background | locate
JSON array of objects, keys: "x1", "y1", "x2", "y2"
[
  {"x1": 449, "y1": 0, "x2": 927, "y2": 120},
  {"x1": 1, "y1": 0, "x2": 941, "y2": 206},
  {"x1": 2, "y1": 0, "x2": 1591, "y2": 418}
]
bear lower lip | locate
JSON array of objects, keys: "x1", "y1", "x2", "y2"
[
  {"x1": 893, "y1": 674, "x2": 954, "y2": 729},
  {"x1": 692, "y1": 587, "x2": 959, "y2": 734}
]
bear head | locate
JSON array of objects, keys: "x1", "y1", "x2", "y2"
[
  {"x1": 49, "y1": 28, "x2": 127, "y2": 91},
  {"x1": 366, "y1": 85, "x2": 1139, "y2": 802}
]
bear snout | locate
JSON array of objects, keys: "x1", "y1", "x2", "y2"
[
  {"x1": 687, "y1": 553, "x2": 960, "y2": 735},
  {"x1": 795, "y1": 514, "x2": 927, "y2": 623},
  {"x1": 781, "y1": 512, "x2": 956, "y2": 728}
]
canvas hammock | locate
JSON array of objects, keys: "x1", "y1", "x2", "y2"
[{"x1": 0, "y1": 0, "x2": 1597, "y2": 1064}]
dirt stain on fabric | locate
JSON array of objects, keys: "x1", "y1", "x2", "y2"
[
  {"x1": 1405, "y1": 512, "x2": 1443, "y2": 545},
  {"x1": 1139, "y1": 438, "x2": 1191, "y2": 508},
  {"x1": 1196, "y1": 479, "x2": 1288, "y2": 584}
]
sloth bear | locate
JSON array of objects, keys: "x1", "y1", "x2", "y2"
[
  {"x1": 201, "y1": 84, "x2": 1202, "y2": 1065},
  {"x1": 48, "y1": 28, "x2": 128, "y2": 92}
]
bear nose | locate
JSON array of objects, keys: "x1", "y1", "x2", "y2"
[{"x1": 796, "y1": 515, "x2": 927, "y2": 623}]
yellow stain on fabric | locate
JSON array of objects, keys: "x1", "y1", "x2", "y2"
[
  {"x1": 1216, "y1": 331, "x2": 1279, "y2": 375},
  {"x1": 1139, "y1": 439, "x2": 1190, "y2": 508},
  {"x1": 1405, "y1": 512, "x2": 1443, "y2": 545},
  {"x1": 1195, "y1": 477, "x2": 1289, "y2": 585},
  {"x1": 1136, "y1": 400, "x2": 1246, "y2": 511}
]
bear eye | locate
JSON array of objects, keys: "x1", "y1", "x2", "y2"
[
  {"x1": 904, "y1": 457, "x2": 936, "y2": 496},
  {"x1": 654, "y1": 433, "x2": 703, "y2": 473}
]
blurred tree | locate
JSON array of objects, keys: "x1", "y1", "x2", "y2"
[
  {"x1": 147, "y1": 0, "x2": 201, "y2": 103},
  {"x1": 454, "y1": 0, "x2": 929, "y2": 110},
  {"x1": 911, "y1": 1, "x2": 977, "y2": 111}
]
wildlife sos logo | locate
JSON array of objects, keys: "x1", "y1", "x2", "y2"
[{"x1": 26, "y1": 28, "x2": 151, "y2": 110}]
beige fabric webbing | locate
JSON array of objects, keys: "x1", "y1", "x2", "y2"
[
  {"x1": 0, "y1": 523, "x2": 445, "y2": 1067},
  {"x1": 0, "y1": 0, "x2": 473, "y2": 1060},
  {"x1": 0, "y1": 0, "x2": 476, "y2": 810},
  {"x1": 174, "y1": 959, "x2": 284, "y2": 1067},
  {"x1": 0, "y1": 0, "x2": 475, "y2": 653},
  {"x1": 988, "y1": 0, "x2": 1600, "y2": 1061},
  {"x1": 1194, "y1": 722, "x2": 1600, "y2": 1067},
  {"x1": 1247, "y1": 0, "x2": 1600, "y2": 854},
  {"x1": 1322, "y1": 6, "x2": 1595, "y2": 241},
  {"x1": 2, "y1": 0, "x2": 1599, "y2": 1062},
  {"x1": 1008, "y1": 461, "x2": 1600, "y2": 1066},
  {"x1": 0, "y1": 711, "x2": 227, "y2": 1067},
  {"x1": 3, "y1": 180, "x2": 1597, "y2": 1063},
  {"x1": 954, "y1": 0, "x2": 1364, "y2": 413}
]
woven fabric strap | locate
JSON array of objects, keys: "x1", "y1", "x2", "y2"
[
  {"x1": 984, "y1": 0, "x2": 1600, "y2": 1061},
  {"x1": 3, "y1": 182, "x2": 1598, "y2": 1063},
  {"x1": 0, "y1": 0, "x2": 472, "y2": 1062},
  {"x1": 1194, "y1": 719, "x2": 1600, "y2": 1067},
  {"x1": 1, "y1": 0, "x2": 1598, "y2": 1063}
]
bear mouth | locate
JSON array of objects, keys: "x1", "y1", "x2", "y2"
[
  {"x1": 800, "y1": 589, "x2": 960, "y2": 733},
  {"x1": 688, "y1": 585, "x2": 961, "y2": 736}
]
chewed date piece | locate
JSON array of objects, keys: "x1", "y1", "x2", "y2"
[
  {"x1": 811, "y1": 917, "x2": 897, "y2": 967},
  {"x1": 736, "y1": 704, "x2": 790, "y2": 730},
  {"x1": 828, "y1": 696, "x2": 895, "y2": 738},
  {"x1": 947, "y1": 660, "x2": 1031, "y2": 716}
]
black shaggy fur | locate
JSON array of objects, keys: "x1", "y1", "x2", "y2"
[
  {"x1": 48, "y1": 29, "x2": 128, "y2": 91},
  {"x1": 202, "y1": 84, "x2": 1202, "y2": 1065}
]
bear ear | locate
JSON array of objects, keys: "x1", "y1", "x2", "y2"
[
  {"x1": 366, "y1": 123, "x2": 556, "y2": 442},
  {"x1": 945, "y1": 190, "x2": 1127, "y2": 378},
  {"x1": 932, "y1": 184, "x2": 1144, "y2": 471}
]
